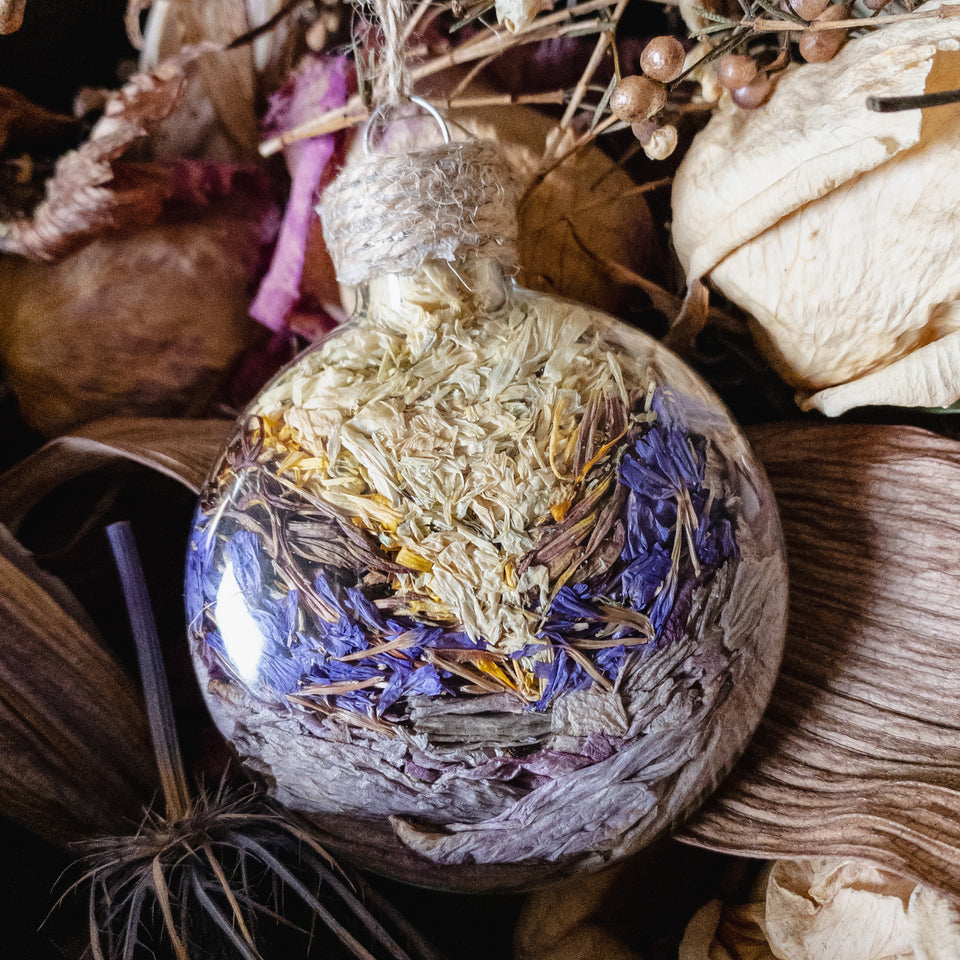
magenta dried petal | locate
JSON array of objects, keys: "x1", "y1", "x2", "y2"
[{"x1": 249, "y1": 55, "x2": 349, "y2": 332}]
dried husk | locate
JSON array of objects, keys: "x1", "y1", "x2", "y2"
[
  {"x1": 0, "y1": 210, "x2": 264, "y2": 436},
  {"x1": 0, "y1": 524, "x2": 156, "y2": 846},
  {"x1": 676, "y1": 422, "x2": 960, "y2": 900},
  {"x1": 671, "y1": 4, "x2": 960, "y2": 415},
  {"x1": 0, "y1": 417, "x2": 232, "y2": 532}
]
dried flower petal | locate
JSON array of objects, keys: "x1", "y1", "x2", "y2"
[{"x1": 672, "y1": 5, "x2": 960, "y2": 414}]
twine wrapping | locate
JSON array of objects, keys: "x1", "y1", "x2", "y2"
[{"x1": 319, "y1": 140, "x2": 523, "y2": 286}]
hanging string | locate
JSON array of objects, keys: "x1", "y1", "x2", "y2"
[{"x1": 372, "y1": 0, "x2": 411, "y2": 104}]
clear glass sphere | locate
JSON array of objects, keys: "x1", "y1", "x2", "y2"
[{"x1": 186, "y1": 258, "x2": 787, "y2": 890}]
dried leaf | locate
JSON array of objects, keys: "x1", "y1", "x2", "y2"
[
  {"x1": 677, "y1": 422, "x2": 960, "y2": 900},
  {"x1": 139, "y1": 0, "x2": 304, "y2": 160},
  {"x1": 671, "y1": 5, "x2": 960, "y2": 414},
  {"x1": 0, "y1": 524, "x2": 156, "y2": 845},
  {"x1": 681, "y1": 860, "x2": 960, "y2": 960},
  {"x1": 0, "y1": 417, "x2": 231, "y2": 533},
  {"x1": 0, "y1": 86, "x2": 77, "y2": 153},
  {"x1": 0, "y1": 51, "x2": 209, "y2": 261},
  {"x1": 0, "y1": 206, "x2": 267, "y2": 434}
]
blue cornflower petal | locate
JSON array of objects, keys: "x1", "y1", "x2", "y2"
[{"x1": 225, "y1": 530, "x2": 263, "y2": 599}]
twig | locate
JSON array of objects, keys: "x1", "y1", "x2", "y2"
[
  {"x1": 555, "y1": 0, "x2": 630, "y2": 140},
  {"x1": 224, "y1": 0, "x2": 308, "y2": 50},
  {"x1": 106, "y1": 522, "x2": 191, "y2": 822},
  {"x1": 750, "y1": 3, "x2": 959, "y2": 31}
]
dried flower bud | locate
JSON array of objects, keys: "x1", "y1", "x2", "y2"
[
  {"x1": 717, "y1": 54, "x2": 759, "y2": 91},
  {"x1": 789, "y1": 0, "x2": 830, "y2": 18},
  {"x1": 642, "y1": 123, "x2": 678, "y2": 160},
  {"x1": 610, "y1": 75, "x2": 667, "y2": 124},
  {"x1": 640, "y1": 36, "x2": 687, "y2": 83},
  {"x1": 730, "y1": 71, "x2": 772, "y2": 109},
  {"x1": 799, "y1": 4, "x2": 848, "y2": 63}
]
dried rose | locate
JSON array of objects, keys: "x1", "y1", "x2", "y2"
[{"x1": 671, "y1": 4, "x2": 960, "y2": 415}]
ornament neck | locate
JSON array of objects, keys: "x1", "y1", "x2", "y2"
[{"x1": 359, "y1": 258, "x2": 508, "y2": 337}]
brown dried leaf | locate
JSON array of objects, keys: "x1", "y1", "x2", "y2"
[
  {"x1": 0, "y1": 209, "x2": 264, "y2": 435},
  {"x1": 0, "y1": 52, "x2": 207, "y2": 260},
  {"x1": 0, "y1": 417, "x2": 231, "y2": 532},
  {"x1": 677, "y1": 422, "x2": 960, "y2": 901},
  {"x1": 0, "y1": 86, "x2": 77, "y2": 153},
  {"x1": 0, "y1": 524, "x2": 156, "y2": 845}
]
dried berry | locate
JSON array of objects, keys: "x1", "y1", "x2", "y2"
[
  {"x1": 639, "y1": 36, "x2": 686, "y2": 83},
  {"x1": 799, "y1": 5, "x2": 848, "y2": 63},
  {"x1": 717, "y1": 54, "x2": 758, "y2": 91},
  {"x1": 610, "y1": 75, "x2": 667, "y2": 124},
  {"x1": 789, "y1": 0, "x2": 830, "y2": 19},
  {"x1": 731, "y1": 71, "x2": 772, "y2": 109},
  {"x1": 630, "y1": 119, "x2": 658, "y2": 146}
]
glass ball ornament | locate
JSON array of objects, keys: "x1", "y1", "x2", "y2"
[{"x1": 185, "y1": 136, "x2": 787, "y2": 891}]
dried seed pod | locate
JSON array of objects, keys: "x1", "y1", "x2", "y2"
[
  {"x1": 731, "y1": 71, "x2": 773, "y2": 109},
  {"x1": 717, "y1": 54, "x2": 759, "y2": 91},
  {"x1": 610, "y1": 75, "x2": 667, "y2": 123},
  {"x1": 799, "y1": 4, "x2": 848, "y2": 63},
  {"x1": 640, "y1": 36, "x2": 686, "y2": 83}
]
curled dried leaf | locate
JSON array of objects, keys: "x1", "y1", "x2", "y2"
[
  {"x1": 672, "y1": 4, "x2": 960, "y2": 414},
  {"x1": 0, "y1": 525, "x2": 156, "y2": 845},
  {"x1": 0, "y1": 50, "x2": 212, "y2": 261},
  {"x1": 678, "y1": 422, "x2": 960, "y2": 898}
]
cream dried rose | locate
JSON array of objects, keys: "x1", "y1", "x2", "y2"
[{"x1": 671, "y1": 5, "x2": 960, "y2": 415}]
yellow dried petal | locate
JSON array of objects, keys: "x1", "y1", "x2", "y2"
[{"x1": 395, "y1": 547, "x2": 433, "y2": 572}]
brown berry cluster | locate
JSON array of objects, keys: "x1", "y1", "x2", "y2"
[
  {"x1": 714, "y1": 1, "x2": 851, "y2": 111},
  {"x1": 610, "y1": 36, "x2": 685, "y2": 159}
]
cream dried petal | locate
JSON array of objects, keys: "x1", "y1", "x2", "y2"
[
  {"x1": 909, "y1": 885, "x2": 960, "y2": 960},
  {"x1": 671, "y1": 3, "x2": 960, "y2": 414},
  {"x1": 764, "y1": 860, "x2": 916, "y2": 960}
]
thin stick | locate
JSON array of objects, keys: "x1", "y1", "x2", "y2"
[
  {"x1": 750, "y1": 4, "x2": 958, "y2": 31},
  {"x1": 556, "y1": 0, "x2": 629, "y2": 136},
  {"x1": 107, "y1": 522, "x2": 191, "y2": 822}
]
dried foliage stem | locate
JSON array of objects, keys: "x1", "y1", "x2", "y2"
[{"x1": 106, "y1": 522, "x2": 190, "y2": 821}]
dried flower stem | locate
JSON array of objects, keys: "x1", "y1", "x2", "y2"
[
  {"x1": 107, "y1": 521, "x2": 190, "y2": 821},
  {"x1": 554, "y1": 0, "x2": 630, "y2": 140},
  {"x1": 749, "y1": 3, "x2": 960, "y2": 33}
]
